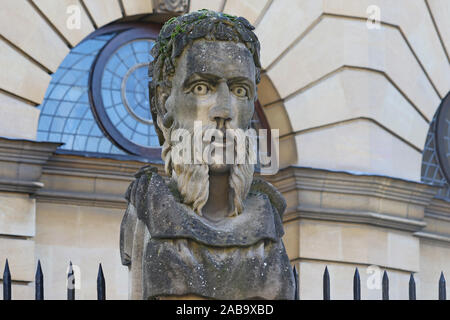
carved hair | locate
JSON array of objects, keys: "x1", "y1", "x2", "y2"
[{"x1": 149, "y1": 9, "x2": 261, "y2": 145}]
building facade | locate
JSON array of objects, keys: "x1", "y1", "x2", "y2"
[{"x1": 0, "y1": 0, "x2": 449, "y2": 299}]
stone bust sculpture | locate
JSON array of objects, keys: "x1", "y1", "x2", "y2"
[{"x1": 120, "y1": 10, "x2": 295, "y2": 300}]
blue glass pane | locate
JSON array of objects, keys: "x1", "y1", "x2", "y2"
[
  {"x1": 36, "y1": 31, "x2": 160, "y2": 156},
  {"x1": 59, "y1": 53, "x2": 86, "y2": 68},
  {"x1": 59, "y1": 69, "x2": 84, "y2": 84},
  {"x1": 136, "y1": 123, "x2": 147, "y2": 135},
  {"x1": 111, "y1": 145, "x2": 123, "y2": 154},
  {"x1": 41, "y1": 100, "x2": 58, "y2": 116},
  {"x1": 90, "y1": 125, "x2": 102, "y2": 136},
  {"x1": 64, "y1": 118, "x2": 81, "y2": 134},
  {"x1": 73, "y1": 55, "x2": 96, "y2": 69},
  {"x1": 72, "y1": 39, "x2": 110, "y2": 54},
  {"x1": 98, "y1": 138, "x2": 112, "y2": 153},
  {"x1": 51, "y1": 117, "x2": 65, "y2": 132},
  {"x1": 62, "y1": 134, "x2": 75, "y2": 149},
  {"x1": 68, "y1": 104, "x2": 88, "y2": 118},
  {"x1": 64, "y1": 86, "x2": 85, "y2": 102},
  {"x1": 37, "y1": 131, "x2": 48, "y2": 141},
  {"x1": 77, "y1": 120, "x2": 94, "y2": 134},
  {"x1": 36, "y1": 32, "x2": 125, "y2": 155},
  {"x1": 38, "y1": 115, "x2": 52, "y2": 130},
  {"x1": 86, "y1": 137, "x2": 100, "y2": 152},
  {"x1": 57, "y1": 102, "x2": 75, "y2": 117},
  {"x1": 49, "y1": 133, "x2": 62, "y2": 142},
  {"x1": 150, "y1": 136, "x2": 159, "y2": 146},
  {"x1": 101, "y1": 39, "x2": 159, "y2": 148},
  {"x1": 73, "y1": 135, "x2": 87, "y2": 150},
  {"x1": 49, "y1": 85, "x2": 71, "y2": 100}
]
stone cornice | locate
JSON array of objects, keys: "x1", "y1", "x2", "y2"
[
  {"x1": 412, "y1": 197, "x2": 450, "y2": 244},
  {"x1": 264, "y1": 166, "x2": 441, "y2": 233},
  {"x1": 285, "y1": 206, "x2": 427, "y2": 232},
  {"x1": 0, "y1": 137, "x2": 62, "y2": 194},
  {"x1": 425, "y1": 197, "x2": 450, "y2": 222},
  {"x1": 267, "y1": 166, "x2": 439, "y2": 207},
  {"x1": 0, "y1": 178, "x2": 43, "y2": 194},
  {"x1": 414, "y1": 231, "x2": 450, "y2": 244},
  {"x1": 42, "y1": 153, "x2": 155, "y2": 179},
  {"x1": 35, "y1": 153, "x2": 165, "y2": 207},
  {"x1": 35, "y1": 189, "x2": 128, "y2": 209},
  {"x1": 0, "y1": 137, "x2": 62, "y2": 165}
]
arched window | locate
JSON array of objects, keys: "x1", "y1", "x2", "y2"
[
  {"x1": 37, "y1": 23, "x2": 162, "y2": 158},
  {"x1": 421, "y1": 92, "x2": 450, "y2": 200}
]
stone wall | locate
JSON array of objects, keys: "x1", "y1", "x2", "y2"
[
  {"x1": 266, "y1": 166, "x2": 449, "y2": 299},
  {"x1": 0, "y1": 140, "x2": 449, "y2": 299},
  {"x1": 1, "y1": 0, "x2": 448, "y2": 180},
  {"x1": 0, "y1": 137, "x2": 60, "y2": 299},
  {"x1": 0, "y1": 0, "x2": 449, "y2": 299},
  {"x1": 34, "y1": 153, "x2": 154, "y2": 299}
]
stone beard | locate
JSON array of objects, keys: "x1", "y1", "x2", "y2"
[
  {"x1": 159, "y1": 117, "x2": 256, "y2": 217},
  {"x1": 119, "y1": 10, "x2": 295, "y2": 300}
]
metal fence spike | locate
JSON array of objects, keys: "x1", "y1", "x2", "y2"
[
  {"x1": 323, "y1": 266, "x2": 330, "y2": 300},
  {"x1": 67, "y1": 261, "x2": 75, "y2": 300},
  {"x1": 3, "y1": 259, "x2": 11, "y2": 300},
  {"x1": 439, "y1": 272, "x2": 446, "y2": 300},
  {"x1": 293, "y1": 265, "x2": 299, "y2": 300},
  {"x1": 382, "y1": 270, "x2": 389, "y2": 300},
  {"x1": 35, "y1": 260, "x2": 44, "y2": 300},
  {"x1": 409, "y1": 273, "x2": 416, "y2": 300},
  {"x1": 353, "y1": 268, "x2": 361, "y2": 300},
  {"x1": 97, "y1": 263, "x2": 106, "y2": 300}
]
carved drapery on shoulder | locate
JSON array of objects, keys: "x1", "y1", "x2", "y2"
[{"x1": 120, "y1": 167, "x2": 295, "y2": 299}]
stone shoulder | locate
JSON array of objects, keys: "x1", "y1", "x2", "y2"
[
  {"x1": 125, "y1": 165, "x2": 159, "y2": 203},
  {"x1": 250, "y1": 177, "x2": 287, "y2": 219}
]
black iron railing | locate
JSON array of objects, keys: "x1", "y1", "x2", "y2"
[
  {"x1": 318, "y1": 266, "x2": 446, "y2": 300},
  {"x1": 2, "y1": 259, "x2": 105, "y2": 300},
  {"x1": 0, "y1": 260, "x2": 447, "y2": 300}
]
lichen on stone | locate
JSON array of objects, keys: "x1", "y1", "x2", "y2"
[{"x1": 149, "y1": 9, "x2": 262, "y2": 145}]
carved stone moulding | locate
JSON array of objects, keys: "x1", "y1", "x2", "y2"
[
  {"x1": 0, "y1": 137, "x2": 62, "y2": 194},
  {"x1": 152, "y1": 0, "x2": 190, "y2": 14}
]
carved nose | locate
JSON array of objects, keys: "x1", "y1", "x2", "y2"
[{"x1": 209, "y1": 82, "x2": 234, "y2": 126}]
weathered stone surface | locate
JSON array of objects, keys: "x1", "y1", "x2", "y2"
[
  {"x1": 138, "y1": 172, "x2": 293, "y2": 299},
  {"x1": 120, "y1": 10, "x2": 294, "y2": 300},
  {"x1": 146, "y1": 173, "x2": 284, "y2": 246},
  {"x1": 121, "y1": 168, "x2": 295, "y2": 299}
]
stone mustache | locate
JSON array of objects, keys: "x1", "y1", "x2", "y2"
[{"x1": 120, "y1": 10, "x2": 295, "y2": 300}]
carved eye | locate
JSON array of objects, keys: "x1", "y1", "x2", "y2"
[
  {"x1": 231, "y1": 86, "x2": 247, "y2": 98},
  {"x1": 192, "y1": 84, "x2": 209, "y2": 95}
]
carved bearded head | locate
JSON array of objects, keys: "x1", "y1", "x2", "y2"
[{"x1": 149, "y1": 10, "x2": 262, "y2": 216}]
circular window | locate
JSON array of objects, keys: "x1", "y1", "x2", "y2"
[{"x1": 90, "y1": 27, "x2": 161, "y2": 158}]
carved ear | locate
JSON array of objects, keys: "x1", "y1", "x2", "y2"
[{"x1": 155, "y1": 85, "x2": 170, "y2": 117}]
